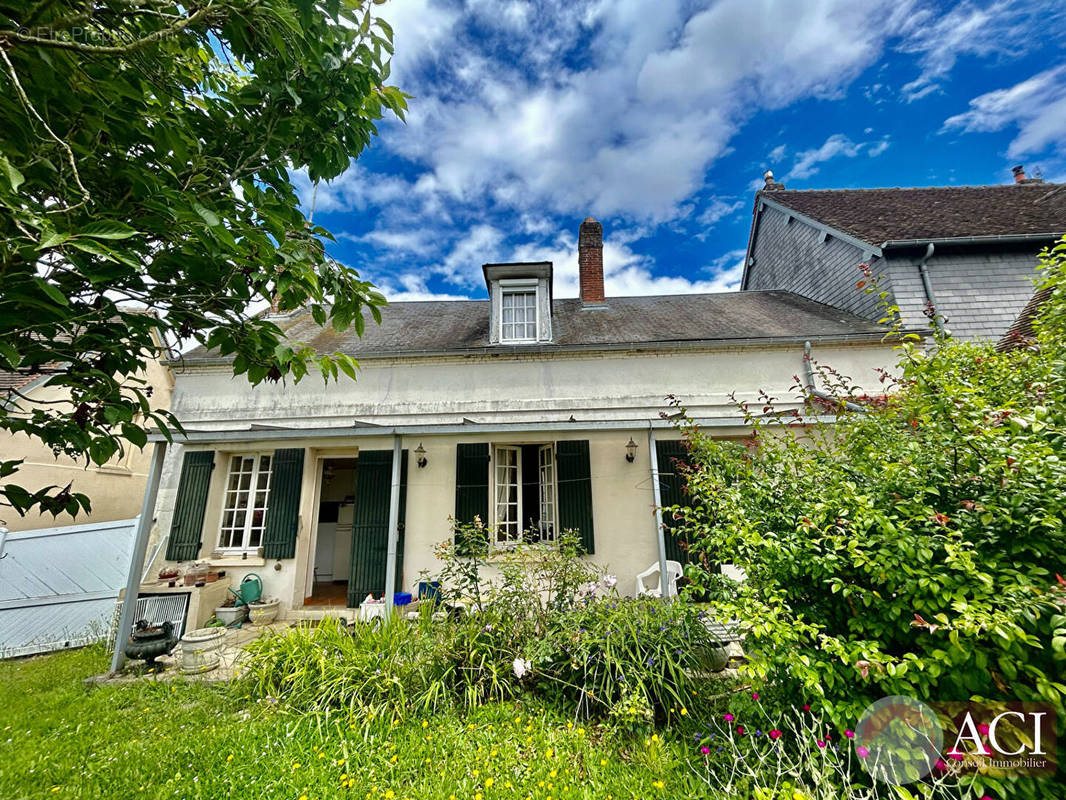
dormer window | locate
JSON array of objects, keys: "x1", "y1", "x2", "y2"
[
  {"x1": 483, "y1": 261, "x2": 553, "y2": 345},
  {"x1": 501, "y1": 281, "x2": 538, "y2": 342}
]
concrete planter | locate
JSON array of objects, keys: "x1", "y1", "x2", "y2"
[
  {"x1": 179, "y1": 627, "x2": 225, "y2": 674},
  {"x1": 248, "y1": 598, "x2": 280, "y2": 626},
  {"x1": 213, "y1": 605, "x2": 247, "y2": 625}
]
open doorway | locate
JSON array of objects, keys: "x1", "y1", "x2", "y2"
[{"x1": 306, "y1": 457, "x2": 356, "y2": 606}]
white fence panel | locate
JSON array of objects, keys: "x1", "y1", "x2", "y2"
[{"x1": 0, "y1": 518, "x2": 137, "y2": 658}]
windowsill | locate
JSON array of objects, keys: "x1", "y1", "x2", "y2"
[
  {"x1": 207, "y1": 553, "x2": 267, "y2": 567},
  {"x1": 96, "y1": 465, "x2": 133, "y2": 475}
]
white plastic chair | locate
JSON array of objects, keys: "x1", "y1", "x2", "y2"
[{"x1": 635, "y1": 560, "x2": 683, "y2": 598}]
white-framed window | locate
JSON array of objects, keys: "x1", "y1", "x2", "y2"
[
  {"x1": 501, "y1": 288, "x2": 538, "y2": 342},
  {"x1": 538, "y1": 444, "x2": 556, "y2": 542},
  {"x1": 492, "y1": 443, "x2": 556, "y2": 546},
  {"x1": 218, "y1": 453, "x2": 272, "y2": 551}
]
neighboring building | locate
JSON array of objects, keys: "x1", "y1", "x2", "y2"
[
  {"x1": 138, "y1": 218, "x2": 908, "y2": 618},
  {"x1": 0, "y1": 341, "x2": 174, "y2": 532},
  {"x1": 742, "y1": 167, "x2": 1066, "y2": 339}
]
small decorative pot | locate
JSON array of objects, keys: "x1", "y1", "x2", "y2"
[
  {"x1": 213, "y1": 605, "x2": 247, "y2": 625},
  {"x1": 698, "y1": 643, "x2": 730, "y2": 673},
  {"x1": 180, "y1": 627, "x2": 226, "y2": 674},
  {"x1": 248, "y1": 597, "x2": 280, "y2": 626}
]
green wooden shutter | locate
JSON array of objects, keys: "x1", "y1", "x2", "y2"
[
  {"x1": 454, "y1": 443, "x2": 489, "y2": 554},
  {"x1": 348, "y1": 449, "x2": 408, "y2": 606},
  {"x1": 556, "y1": 439, "x2": 595, "y2": 555},
  {"x1": 165, "y1": 450, "x2": 214, "y2": 561},
  {"x1": 262, "y1": 448, "x2": 304, "y2": 559},
  {"x1": 656, "y1": 439, "x2": 692, "y2": 565}
]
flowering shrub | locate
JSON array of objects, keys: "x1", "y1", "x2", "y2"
[
  {"x1": 691, "y1": 698, "x2": 972, "y2": 799},
  {"x1": 672, "y1": 241, "x2": 1066, "y2": 799}
]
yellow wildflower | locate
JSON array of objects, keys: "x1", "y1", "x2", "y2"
[
  {"x1": 226, "y1": 754, "x2": 234, "y2": 762},
  {"x1": 422, "y1": 720, "x2": 429, "y2": 728},
  {"x1": 485, "y1": 778, "x2": 494, "y2": 788},
  {"x1": 385, "y1": 792, "x2": 395, "y2": 799},
  {"x1": 680, "y1": 708, "x2": 688, "y2": 716},
  {"x1": 599, "y1": 759, "x2": 607, "y2": 766},
  {"x1": 653, "y1": 781, "x2": 664, "y2": 790}
]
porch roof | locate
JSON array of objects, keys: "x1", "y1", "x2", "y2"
[{"x1": 147, "y1": 415, "x2": 841, "y2": 444}]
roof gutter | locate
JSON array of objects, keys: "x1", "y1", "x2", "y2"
[{"x1": 880, "y1": 232, "x2": 1064, "y2": 249}]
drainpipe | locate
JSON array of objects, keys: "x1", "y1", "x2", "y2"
[
  {"x1": 917, "y1": 243, "x2": 947, "y2": 335},
  {"x1": 647, "y1": 423, "x2": 672, "y2": 599},
  {"x1": 384, "y1": 434, "x2": 402, "y2": 617},
  {"x1": 803, "y1": 341, "x2": 868, "y2": 414},
  {"x1": 110, "y1": 441, "x2": 168, "y2": 675}
]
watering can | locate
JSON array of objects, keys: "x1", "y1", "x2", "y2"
[{"x1": 228, "y1": 573, "x2": 263, "y2": 607}]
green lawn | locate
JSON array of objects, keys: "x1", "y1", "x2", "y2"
[{"x1": 0, "y1": 646, "x2": 710, "y2": 800}]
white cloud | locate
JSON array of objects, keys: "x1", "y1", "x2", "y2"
[
  {"x1": 697, "y1": 197, "x2": 744, "y2": 228},
  {"x1": 942, "y1": 66, "x2": 1066, "y2": 158},
  {"x1": 375, "y1": 0, "x2": 919, "y2": 225},
  {"x1": 768, "y1": 144, "x2": 787, "y2": 162},
  {"x1": 895, "y1": 1, "x2": 1057, "y2": 103},
  {"x1": 784, "y1": 133, "x2": 892, "y2": 181},
  {"x1": 374, "y1": 273, "x2": 470, "y2": 302},
  {"x1": 785, "y1": 134, "x2": 863, "y2": 181}
]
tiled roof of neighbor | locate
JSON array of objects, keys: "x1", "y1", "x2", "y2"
[
  {"x1": 180, "y1": 290, "x2": 889, "y2": 362},
  {"x1": 761, "y1": 183, "x2": 1066, "y2": 246},
  {"x1": 997, "y1": 287, "x2": 1053, "y2": 352},
  {"x1": 0, "y1": 370, "x2": 41, "y2": 394}
]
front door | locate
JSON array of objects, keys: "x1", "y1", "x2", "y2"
[{"x1": 347, "y1": 449, "x2": 408, "y2": 607}]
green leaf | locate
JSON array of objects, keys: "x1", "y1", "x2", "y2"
[
  {"x1": 34, "y1": 278, "x2": 68, "y2": 306},
  {"x1": 193, "y1": 203, "x2": 220, "y2": 227},
  {"x1": 79, "y1": 221, "x2": 140, "y2": 240},
  {"x1": 0, "y1": 155, "x2": 24, "y2": 193}
]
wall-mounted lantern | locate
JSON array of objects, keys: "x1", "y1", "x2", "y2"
[
  {"x1": 625, "y1": 438, "x2": 638, "y2": 463},
  {"x1": 415, "y1": 443, "x2": 428, "y2": 469}
]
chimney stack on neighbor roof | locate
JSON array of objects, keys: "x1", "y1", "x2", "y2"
[
  {"x1": 1011, "y1": 164, "x2": 1044, "y2": 185},
  {"x1": 578, "y1": 216, "x2": 605, "y2": 305},
  {"x1": 762, "y1": 170, "x2": 785, "y2": 191}
]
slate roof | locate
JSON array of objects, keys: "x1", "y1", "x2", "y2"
[
  {"x1": 180, "y1": 290, "x2": 889, "y2": 362},
  {"x1": 761, "y1": 183, "x2": 1066, "y2": 246}
]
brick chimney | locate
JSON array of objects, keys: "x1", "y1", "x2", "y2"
[
  {"x1": 578, "y1": 217, "x2": 605, "y2": 305},
  {"x1": 1012, "y1": 164, "x2": 1044, "y2": 185}
]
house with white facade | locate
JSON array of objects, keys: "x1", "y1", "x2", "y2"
[{"x1": 133, "y1": 217, "x2": 904, "y2": 623}]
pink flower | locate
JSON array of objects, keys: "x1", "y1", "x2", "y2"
[
  {"x1": 700, "y1": 746, "x2": 710, "y2": 755},
  {"x1": 978, "y1": 723, "x2": 990, "y2": 736},
  {"x1": 844, "y1": 730, "x2": 855, "y2": 739},
  {"x1": 947, "y1": 750, "x2": 964, "y2": 762},
  {"x1": 856, "y1": 746, "x2": 870, "y2": 759},
  {"x1": 817, "y1": 740, "x2": 826, "y2": 748},
  {"x1": 736, "y1": 726, "x2": 745, "y2": 736},
  {"x1": 802, "y1": 704, "x2": 811, "y2": 712},
  {"x1": 723, "y1": 713, "x2": 734, "y2": 722},
  {"x1": 768, "y1": 729, "x2": 782, "y2": 740},
  {"x1": 934, "y1": 759, "x2": 947, "y2": 772},
  {"x1": 751, "y1": 692, "x2": 759, "y2": 700}
]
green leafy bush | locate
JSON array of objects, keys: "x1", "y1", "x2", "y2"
[
  {"x1": 527, "y1": 596, "x2": 728, "y2": 721},
  {"x1": 673, "y1": 241, "x2": 1066, "y2": 797}
]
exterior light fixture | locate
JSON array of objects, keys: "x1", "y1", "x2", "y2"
[
  {"x1": 415, "y1": 443, "x2": 428, "y2": 469},
  {"x1": 625, "y1": 438, "x2": 638, "y2": 463}
]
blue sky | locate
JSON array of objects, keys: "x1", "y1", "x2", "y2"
[{"x1": 293, "y1": 0, "x2": 1066, "y2": 302}]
